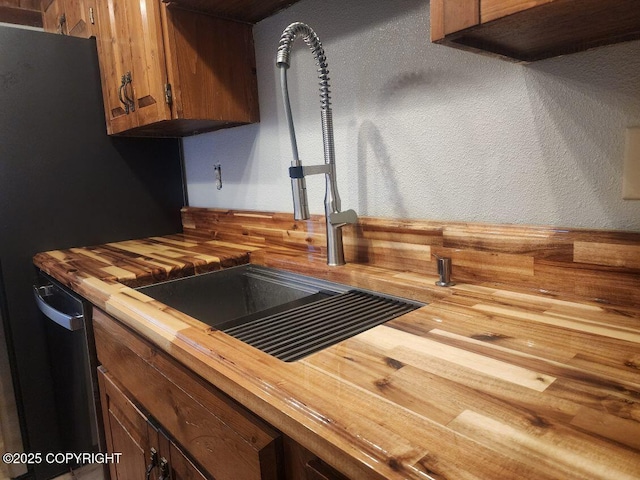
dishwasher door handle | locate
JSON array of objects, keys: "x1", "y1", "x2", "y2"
[{"x1": 33, "y1": 285, "x2": 84, "y2": 331}]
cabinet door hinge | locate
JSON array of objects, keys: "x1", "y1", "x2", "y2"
[
  {"x1": 89, "y1": 7, "x2": 95, "y2": 25},
  {"x1": 164, "y1": 83, "x2": 173, "y2": 105}
]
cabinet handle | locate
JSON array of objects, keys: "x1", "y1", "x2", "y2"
[
  {"x1": 145, "y1": 448, "x2": 158, "y2": 480},
  {"x1": 118, "y1": 74, "x2": 130, "y2": 114},
  {"x1": 123, "y1": 72, "x2": 136, "y2": 112},
  {"x1": 118, "y1": 72, "x2": 136, "y2": 114},
  {"x1": 158, "y1": 457, "x2": 170, "y2": 480},
  {"x1": 57, "y1": 13, "x2": 67, "y2": 35}
]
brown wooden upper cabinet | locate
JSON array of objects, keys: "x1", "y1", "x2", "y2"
[
  {"x1": 94, "y1": 0, "x2": 259, "y2": 136},
  {"x1": 42, "y1": 0, "x2": 300, "y2": 137},
  {"x1": 41, "y1": 0, "x2": 96, "y2": 37},
  {"x1": 431, "y1": 0, "x2": 640, "y2": 62}
]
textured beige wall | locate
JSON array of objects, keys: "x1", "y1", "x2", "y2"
[{"x1": 183, "y1": 0, "x2": 640, "y2": 231}]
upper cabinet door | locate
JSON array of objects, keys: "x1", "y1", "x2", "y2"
[
  {"x1": 125, "y1": 0, "x2": 172, "y2": 129},
  {"x1": 42, "y1": 0, "x2": 96, "y2": 37},
  {"x1": 161, "y1": 6, "x2": 259, "y2": 128},
  {"x1": 94, "y1": 0, "x2": 137, "y2": 134},
  {"x1": 94, "y1": 0, "x2": 171, "y2": 135},
  {"x1": 42, "y1": 0, "x2": 67, "y2": 34},
  {"x1": 63, "y1": 0, "x2": 96, "y2": 37},
  {"x1": 430, "y1": 0, "x2": 640, "y2": 62}
]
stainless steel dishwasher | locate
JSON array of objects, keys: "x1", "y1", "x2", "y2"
[{"x1": 33, "y1": 271, "x2": 102, "y2": 465}]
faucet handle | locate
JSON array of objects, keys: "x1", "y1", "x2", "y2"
[{"x1": 328, "y1": 209, "x2": 357, "y2": 228}]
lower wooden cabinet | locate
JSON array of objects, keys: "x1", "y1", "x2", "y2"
[
  {"x1": 93, "y1": 308, "x2": 348, "y2": 480},
  {"x1": 98, "y1": 368, "x2": 206, "y2": 480},
  {"x1": 94, "y1": 309, "x2": 281, "y2": 480}
]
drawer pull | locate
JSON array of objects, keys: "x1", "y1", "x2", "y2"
[
  {"x1": 118, "y1": 72, "x2": 135, "y2": 114},
  {"x1": 123, "y1": 72, "x2": 136, "y2": 112},
  {"x1": 145, "y1": 448, "x2": 158, "y2": 480},
  {"x1": 57, "y1": 13, "x2": 67, "y2": 35},
  {"x1": 158, "y1": 457, "x2": 170, "y2": 480},
  {"x1": 118, "y1": 75, "x2": 129, "y2": 114}
]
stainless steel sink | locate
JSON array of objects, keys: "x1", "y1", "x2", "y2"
[
  {"x1": 137, "y1": 265, "x2": 347, "y2": 326},
  {"x1": 137, "y1": 265, "x2": 422, "y2": 361}
]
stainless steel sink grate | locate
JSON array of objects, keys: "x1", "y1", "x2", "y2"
[{"x1": 222, "y1": 290, "x2": 419, "y2": 362}]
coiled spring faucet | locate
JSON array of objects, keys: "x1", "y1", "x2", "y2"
[{"x1": 276, "y1": 22, "x2": 357, "y2": 266}]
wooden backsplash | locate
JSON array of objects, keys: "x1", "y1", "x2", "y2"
[{"x1": 181, "y1": 207, "x2": 640, "y2": 308}]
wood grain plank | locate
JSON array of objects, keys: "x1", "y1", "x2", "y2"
[
  {"x1": 444, "y1": 0, "x2": 479, "y2": 36},
  {"x1": 148, "y1": 236, "x2": 199, "y2": 248},
  {"x1": 452, "y1": 249, "x2": 536, "y2": 278},
  {"x1": 393, "y1": 301, "x2": 583, "y2": 362},
  {"x1": 534, "y1": 260, "x2": 640, "y2": 308},
  {"x1": 306, "y1": 341, "x2": 464, "y2": 426},
  {"x1": 481, "y1": 0, "x2": 554, "y2": 23},
  {"x1": 101, "y1": 265, "x2": 138, "y2": 281},
  {"x1": 343, "y1": 237, "x2": 431, "y2": 272},
  {"x1": 395, "y1": 311, "x2": 640, "y2": 399},
  {"x1": 570, "y1": 405, "x2": 640, "y2": 450},
  {"x1": 69, "y1": 247, "x2": 114, "y2": 265},
  {"x1": 443, "y1": 224, "x2": 575, "y2": 261},
  {"x1": 204, "y1": 239, "x2": 263, "y2": 252},
  {"x1": 545, "y1": 377, "x2": 640, "y2": 423},
  {"x1": 308, "y1": 343, "x2": 581, "y2": 435},
  {"x1": 342, "y1": 335, "x2": 600, "y2": 435},
  {"x1": 574, "y1": 241, "x2": 640, "y2": 269},
  {"x1": 357, "y1": 325, "x2": 556, "y2": 392},
  {"x1": 449, "y1": 410, "x2": 640, "y2": 480},
  {"x1": 422, "y1": 301, "x2": 640, "y2": 379},
  {"x1": 473, "y1": 304, "x2": 640, "y2": 344}
]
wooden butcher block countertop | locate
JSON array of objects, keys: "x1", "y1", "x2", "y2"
[{"x1": 34, "y1": 233, "x2": 640, "y2": 480}]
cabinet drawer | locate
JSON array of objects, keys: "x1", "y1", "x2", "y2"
[{"x1": 93, "y1": 309, "x2": 281, "y2": 480}]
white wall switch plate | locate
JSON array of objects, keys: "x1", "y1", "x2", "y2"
[{"x1": 623, "y1": 127, "x2": 640, "y2": 200}]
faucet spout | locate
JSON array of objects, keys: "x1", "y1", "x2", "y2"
[{"x1": 276, "y1": 22, "x2": 357, "y2": 266}]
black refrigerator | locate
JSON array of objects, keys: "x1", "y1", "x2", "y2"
[{"x1": 0, "y1": 25, "x2": 186, "y2": 479}]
